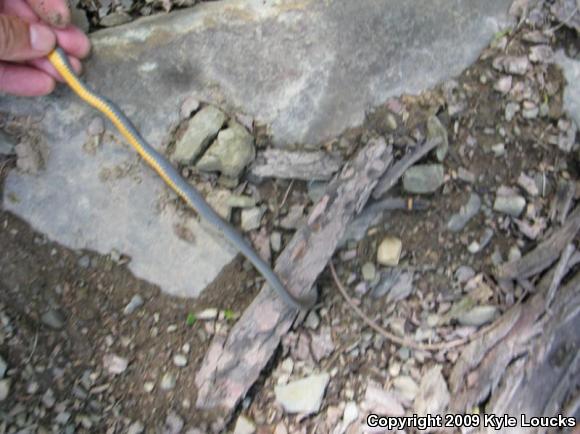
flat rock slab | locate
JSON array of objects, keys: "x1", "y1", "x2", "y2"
[{"x1": 1, "y1": 0, "x2": 512, "y2": 297}]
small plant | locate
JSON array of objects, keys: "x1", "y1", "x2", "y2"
[
  {"x1": 186, "y1": 313, "x2": 196, "y2": 326},
  {"x1": 223, "y1": 309, "x2": 236, "y2": 321}
]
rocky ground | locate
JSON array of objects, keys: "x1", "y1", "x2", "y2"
[{"x1": 1, "y1": 0, "x2": 580, "y2": 433}]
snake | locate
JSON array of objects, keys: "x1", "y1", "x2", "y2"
[{"x1": 47, "y1": 47, "x2": 316, "y2": 311}]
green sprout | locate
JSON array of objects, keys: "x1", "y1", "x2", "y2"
[{"x1": 186, "y1": 313, "x2": 197, "y2": 326}]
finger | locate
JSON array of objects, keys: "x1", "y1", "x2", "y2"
[
  {"x1": 0, "y1": 15, "x2": 56, "y2": 61},
  {"x1": 28, "y1": 55, "x2": 82, "y2": 81},
  {"x1": 55, "y1": 25, "x2": 90, "y2": 59},
  {"x1": 26, "y1": 0, "x2": 70, "y2": 28},
  {"x1": 0, "y1": 61, "x2": 55, "y2": 96},
  {"x1": 0, "y1": 0, "x2": 38, "y2": 22}
]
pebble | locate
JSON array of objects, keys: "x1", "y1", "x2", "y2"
[
  {"x1": 241, "y1": 207, "x2": 265, "y2": 232},
  {"x1": 529, "y1": 45, "x2": 553, "y2": 63},
  {"x1": 41, "y1": 309, "x2": 66, "y2": 330},
  {"x1": 270, "y1": 231, "x2": 282, "y2": 252},
  {"x1": 206, "y1": 189, "x2": 233, "y2": 221},
  {"x1": 457, "y1": 167, "x2": 476, "y2": 183},
  {"x1": 427, "y1": 115, "x2": 449, "y2": 161},
  {"x1": 505, "y1": 102, "x2": 520, "y2": 122},
  {"x1": 455, "y1": 266, "x2": 475, "y2": 283},
  {"x1": 522, "y1": 101, "x2": 539, "y2": 119},
  {"x1": 414, "y1": 365, "x2": 449, "y2": 416},
  {"x1": 363, "y1": 384, "x2": 404, "y2": 416},
  {"x1": 233, "y1": 416, "x2": 256, "y2": 434},
  {"x1": 226, "y1": 195, "x2": 256, "y2": 209},
  {"x1": 304, "y1": 311, "x2": 320, "y2": 330},
  {"x1": 55, "y1": 411, "x2": 71, "y2": 425},
  {"x1": 144, "y1": 382, "x2": 155, "y2": 393},
  {"x1": 0, "y1": 379, "x2": 10, "y2": 401},
  {"x1": 518, "y1": 172, "x2": 539, "y2": 196},
  {"x1": 403, "y1": 164, "x2": 445, "y2": 194},
  {"x1": 99, "y1": 11, "x2": 132, "y2": 27},
  {"x1": 164, "y1": 411, "x2": 184, "y2": 434},
  {"x1": 180, "y1": 96, "x2": 200, "y2": 119},
  {"x1": 103, "y1": 354, "x2": 129, "y2": 375},
  {"x1": 274, "y1": 373, "x2": 330, "y2": 414},
  {"x1": 392, "y1": 375, "x2": 419, "y2": 401},
  {"x1": 447, "y1": 193, "x2": 481, "y2": 232},
  {"x1": 386, "y1": 113, "x2": 398, "y2": 130},
  {"x1": 361, "y1": 262, "x2": 376, "y2": 281},
  {"x1": 42, "y1": 388, "x2": 55, "y2": 408},
  {"x1": 387, "y1": 271, "x2": 414, "y2": 302},
  {"x1": 160, "y1": 372, "x2": 176, "y2": 390},
  {"x1": 457, "y1": 305, "x2": 498, "y2": 326},
  {"x1": 27, "y1": 381, "x2": 39, "y2": 394},
  {"x1": 492, "y1": 55, "x2": 530, "y2": 75},
  {"x1": 494, "y1": 75, "x2": 512, "y2": 94},
  {"x1": 123, "y1": 294, "x2": 144, "y2": 315},
  {"x1": 377, "y1": 237, "x2": 402, "y2": 266},
  {"x1": 197, "y1": 308, "x2": 218, "y2": 320},
  {"x1": 491, "y1": 143, "x2": 506, "y2": 157},
  {"x1": 173, "y1": 354, "x2": 188, "y2": 367},
  {"x1": 173, "y1": 106, "x2": 227, "y2": 164},
  {"x1": 197, "y1": 121, "x2": 255, "y2": 178},
  {"x1": 0, "y1": 356, "x2": 6, "y2": 378},
  {"x1": 341, "y1": 402, "x2": 359, "y2": 431},
  {"x1": 127, "y1": 421, "x2": 145, "y2": 434},
  {"x1": 494, "y1": 194, "x2": 526, "y2": 217}
]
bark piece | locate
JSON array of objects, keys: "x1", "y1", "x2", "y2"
[
  {"x1": 250, "y1": 149, "x2": 343, "y2": 181},
  {"x1": 195, "y1": 138, "x2": 393, "y2": 414},
  {"x1": 496, "y1": 205, "x2": 580, "y2": 279}
]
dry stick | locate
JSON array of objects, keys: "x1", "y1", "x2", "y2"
[{"x1": 329, "y1": 262, "x2": 498, "y2": 352}]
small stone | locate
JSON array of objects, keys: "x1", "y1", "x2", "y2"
[
  {"x1": 392, "y1": 375, "x2": 419, "y2": 401},
  {"x1": 361, "y1": 262, "x2": 376, "y2": 281},
  {"x1": 173, "y1": 106, "x2": 227, "y2": 164},
  {"x1": 274, "y1": 373, "x2": 330, "y2": 414},
  {"x1": 455, "y1": 266, "x2": 475, "y2": 283},
  {"x1": 197, "y1": 121, "x2": 255, "y2": 178},
  {"x1": 42, "y1": 388, "x2": 55, "y2": 408},
  {"x1": 457, "y1": 167, "x2": 475, "y2": 183},
  {"x1": 164, "y1": 411, "x2": 184, "y2": 434},
  {"x1": 78, "y1": 254, "x2": 91, "y2": 268},
  {"x1": 160, "y1": 372, "x2": 176, "y2": 390},
  {"x1": 491, "y1": 143, "x2": 505, "y2": 157},
  {"x1": 226, "y1": 195, "x2": 256, "y2": 209},
  {"x1": 241, "y1": 207, "x2": 265, "y2": 232},
  {"x1": 127, "y1": 421, "x2": 145, "y2": 434},
  {"x1": 341, "y1": 402, "x2": 359, "y2": 431},
  {"x1": 508, "y1": 246, "x2": 522, "y2": 262},
  {"x1": 206, "y1": 189, "x2": 232, "y2": 221},
  {"x1": 403, "y1": 164, "x2": 445, "y2": 194},
  {"x1": 457, "y1": 305, "x2": 498, "y2": 326},
  {"x1": 123, "y1": 294, "x2": 144, "y2": 315},
  {"x1": 103, "y1": 354, "x2": 128, "y2": 375},
  {"x1": 304, "y1": 311, "x2": 320, "y2": 330},
  {"x1": 518, "y1": 172, "x2": 539, "y2": 196},
  {"x1": 173, "y1": 354, "x2": 187, "y2": 367},
  {"x1": 144, "y1": 382, "x2": 155, "y2": 393},
  {"x1": 270, "y1": 232, "x2": 282, "y2": 252},
  {"x1": 387, "y1": 271, "x2": 414, "y2": 301},
  {"x1": 363, "y1": 384, "x2": 404, "y2": 416},
  {"x1": 71, "y1": 6, "x2": 89, "y2": 32},
  {"x1": 41, "y1": 309, "x2": 65, "y2": 330},
  {"x1": 427, "y1": 115, "x2": 449, "y2": 161},
  {"x1": 27, "y1": 381, "x2": 39, "y2": 394},
  {"x1": 279, "y1": 204, "x2": 305, "y2": 229},
  {"x1": 492, "y1": 55, "x2": 530, "y2": 75},
  {"x1": 0, "y1": 379, "x2": 10, "y2": 401},
  {"x1": 197, "y1": 308, "x2": 218, "y2": 320},
  {"x1": 493, "y1": 75, "x2": 512, "y2": 94},
  {"x1": 377, "y1": 237, "x2": 402, "y2": 266},
  {"x1": 414, "y1": 365, "x2": 450, "y2": 417},
  {"x1": 99, "y1": 11, "x2": 132, "y2": 27},
  {"x1": 0, "y1": 356, "x2": 6, "y2": 378},
  {"x1": 386, "y1": 113, "x2": 398, "y2": 130},
  {"x1": 55, "y1": 411, "x2": 71, "y2": 425},
  {"x1": 505, "y1": 102, "x2": 520, "y2": 122},
  {"x1": 233, "y1": 415, "x2": 255, "y2": 434},
  {"x1": 447, "y1": 193, "x2": 481, "y2": 232},
  {"x1": 522, "y1": 101, "x2": 539, "y2": 119},
  {"x1": 494, "y1": 194, "x2": 526, "y2": 217},
  {"x1": 529, "y1": 45, "x2": 553, "y2": 63},
  {"x1": 0, "y1": 129, "x2": 17, "y2": 155},
  {"x1": 180, "y1": 95, "x2": 200, "y2": 119}
]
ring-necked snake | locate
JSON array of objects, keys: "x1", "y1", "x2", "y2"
[{"x1": 47, "y1": 47, "x2": 316, "y2": 311}]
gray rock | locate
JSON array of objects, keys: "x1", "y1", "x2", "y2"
[
  {"x1": 529, "y1": 45, "x2": 553, "y2": 63},
  {"x1": 240, "y1": 207, "x2": 265, "y2": 232},
  {"x1": 403, "y1": 164, "x2": 445, "y2": 194},
  {"x1": 0, "y1": 379, "x2": 9, "y2": 401},
  {"x1": 274, "y1": 373, "x2": 330, "y2": 414},
  {"x1": 270, "y1": 231, "x2": 282, "y2": 252},
  {"x1": 392, "y1": 375, "x2": 419, "y2": 402},
  {"x1": 455, "y1": 265, "x2": 475, "y2": 283},
  {"x1": 505, "y1": 102, "x2": 520, "y2": 121},
  {"x1": 233, "y1": 416, "x2": 255, "y2": 434},
  {"x1": 226, "y1": 195, "x2": 256, "y2": 209},
  {"x1": 372, "y1": 268, "x2": 402, "y2": 298},
  {"x1": 127, "y1": 421, "x2": 145, "y2": 434},
  {"x1": 494, "y1": 194, "x2": 526, "y2": 217},
  {"x1": 250, "y1": 149, "x2": 342, "y2": 181},
  {"x1": 522, "y1": 101, "x2": 539, "y2": 119},
  {"x1": 99, "y1": 11, "x2": 132, "y2": 27},
  {"x1": 447, "y1": 193, "x2": 481, "y2": 232},
  {"x1": 556, "y1": 52, "x2": 580, "y2": 129},
  {"x1": 492, "y1": 55, "x2": 530, "y2": 75},
  {"x1": 41, "y1": 309, "x2": 65, "y2": 330},
  {"x1": 427, "y1": 115, "x2": 448, "y2": 161},
  {"x1": 493, "y1": 75, "x2": 512, "y2": 94},
  {"x1": 377, "y1": 237, "x2": 402, "y2": 266},
  {"x1": 78, "y1": 254, "x2": 91, "y2": 268},
  {"x1": 173, "y1": 354, "x2": 187, "y2": 367},
  {"x1": 414, "y1": 365, "x2": 449, "y2": 417},
  {"x1": 363, "y1": 384, "x2": 405, "y2": 417},
  {"x1": 173, "y1": 106, "x2": 227, "y2": 164},
  {"x1": 103, "y1": 354, "x2": 129, "y2": 374},
  {"x1": 457, "y1": 167, "x2": 475, "y2": 183},
  {"x1": 361, "y1": 262, "x2": 377, "y2": 281},
  {"x1": 71, "y1": 7, "x2": 90, "y2": 33},
  {"x1": 0, "y1": 130, "x2": 17, "y2": 155},
  {"x1": 457, "y1": 305, "x2": 498, "y2": 326},
  {"x1": 42, "y1": 388, "x2": 55, "y2": 408},
  {"x1": 387, "y1": 271, "x2": 414, "y2": 301},
  {"x1": 551, "y1": 0, "x2": 580, "y2": 33},
  {"x1": 160, "y1": 372, "x2": 176, "y2": 390},
  {"x1": 518, "y1": 172, "x2": 539, "y2": 196},
  {"x1": 1, "y1": 0, "x2": 513, "y2": 300},
  {"x1": 0, "y1": 356, "x2": 6, "y2": 378},
  {"x1": 197, "y1": 122, "x2": 254, "y2": 178},
  {"x1": 123, "y1": 294, "x2": 144, "y2": 315},
  {"x1": 164, "y1": 411, "x2": 184, "y2": 434}
]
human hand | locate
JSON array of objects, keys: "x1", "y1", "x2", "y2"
[{"x1": 0, "y1": 0, "x2": 91, "y2": 96}]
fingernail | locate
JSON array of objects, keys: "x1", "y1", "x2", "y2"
[{"x1": 29, "y1": 24, "x2": 55, "y2": 53}]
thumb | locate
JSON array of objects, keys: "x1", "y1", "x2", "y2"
[{"x1": 0, "y1": 15, "x2": 56, "y2": 62}]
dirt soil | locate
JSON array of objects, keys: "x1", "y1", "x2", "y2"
[{"x1": 1, "y1": 12, "x2": 579, "y2": 434}]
